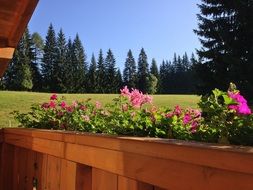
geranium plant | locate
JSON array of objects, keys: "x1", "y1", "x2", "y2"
[{"x1": 12, "y1": 83, "x2": 253, "y2": 145}]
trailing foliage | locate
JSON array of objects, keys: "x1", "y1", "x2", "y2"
[{"x1": 12, "y1": 83, "x2": 253, "y2": 146}]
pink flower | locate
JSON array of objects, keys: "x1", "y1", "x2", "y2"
[
  {"x1": 95, "y1": 101, "x2": 101, "y2": 109},
  {"x1": 190, "y1": 121, "x2": 198, "y2": 133},
  {"x1": 72, "y1": 101, "x2": 78, "y2": 108},
  {"x1": 60, "y1": 101, "x2": 67, "y2": 109},
  {"x1": 228, "y1": 92, "x2": 251, "y2": 115},
  {"x1": 49, "y1": 101, "x2": 56, "y2": 108},
  {"x1": 50, "y1": 94, "x2": 57, "y2": 100},
  {"x1": 82, "y1": 115, "x2": 90, "y2": 122},
  {"x1": 41, "y1": 102, "x2": 50, "y2": 109},
  {"x1": 66, "y1": 106, "x2": 73, "y2": 113},
  {"x1": 80, "y1": 105, "x2": 87, "y2": 111},
  {"x1": 120, "y1": 86, "x2": 130, "y2": 96},
  {"x1": 183, "y1": 113, "x2": 191, "y2": 125}
]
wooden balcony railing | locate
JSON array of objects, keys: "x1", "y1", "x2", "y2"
[{"x1": 0, "y1": 128, "x2": 253, "y2": 190}]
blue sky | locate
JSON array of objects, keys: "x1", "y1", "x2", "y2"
[{"x1": 29, "y1": 0, "x2": 201, "y2": 70}]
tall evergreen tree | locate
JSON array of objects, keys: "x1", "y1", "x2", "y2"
[
  {"x1": 4, "y1": 28, "x2": 33, "y2": 90},
  {"x1": 115, "y1": 69, "x2": 123, "y2": 92},
  {"x1": 96, "y1": 49, "x2": 106, "y2": 93},
  {"x1": 71, "y1": 34, "x2": 87, "y2": 93},
  {"x1": 87, "y1": 53, "x2": 97, "y2": 93},
  {"x1": 194, "y1": 0, "x2": 253, "y2": 97},
  {"x1": 137, "y1": 48, "x2": 149, "y2": 93},
  {"x1": 123, "y1": 49, "x2": 137, "y2": 88},
  {"x1": 41, "y1": 23, "x2": 57, "y2": 91},
  {"x1": 150, "y1": 58, "x2": 159, "y2": 79},
  {"x1": 105, "y1": 49, "x2": 117, "y2": 93},
  {"x1": 31, "y1": 32, "x2": 44, "y2": 91},
  {"x1": 54, "y1": 29, "x2": 67, "y2": 92}
]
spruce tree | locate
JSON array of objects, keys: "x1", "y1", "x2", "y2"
[
  {"x1": 105, "y1": 49, "x2": 117, "y2": 93},
  {"x1": 4, "y1": 29, "x2": 33, "y2": 91},
  {"x1": 41, "y1": 23, "x2": 57, "y2": 91},
  {"x1": 115, "y1": 69, "x2": 123, "y2": 92},
  {"x1": 194, "y1": 0, "x2": 253, "y2": 97},
  {"x1": 31, "y1": 32, "x2": 44, "y2": 91},
  {"x1": 87, "y1": 53, "x2": 97, "y2": 93},
  {"x1": 137, "y1": 48, "x2": 149, "y2": 93},
  {"x1": 64, "y1": 38, "x2": 74, "y2": 93},
  {"x1": 123, "y1": 49, "x2": 137, "y2": 88},
  {"x1": 72, "y1": 34, "x2": 87, "y2": 93},
  {"x1": 150, "y1": 58, "x2": 159, "y2": 79},
  {"x1": 55, "y1": 29, "x2": 67, "y2": 92},
  {"x1": 96, "y1": 49, "x2": 106, "y2": 93}
]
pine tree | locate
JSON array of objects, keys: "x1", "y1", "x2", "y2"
[
  {"x1": 54, "y1": 29, "x2": 67, "y2": 92},
  {"x1": 72, "y1": 34, "x2": 87, "y2": 93},
  {"x1": 115, "y1": 69, "x2": 123, "y2": 92},
  {"x1": 105, "y1": 49, "x2": 117, "y2": 93},
  {"x1": 150, "y1": 58, "x2": 159, "y2": 79},
  {"x1": 96, "y1": 49, "x2": 106, "y2": 93},
  {"x1": 137, "y1": 48, "x2": 149, "y2": 93},
  {"x1": 64, "y1": 38, "x2": 74, "y2": 93},
  {"x1": 41, "y1": 23, "x2": 57, "y2": 91},
  {"x1": 194, "y1": 0, "x2": 253, "y2": 97},
  {"x1": 123, "y1": 49, "x2": 137, "y2": 88},
  {"x1": 31, "y1": 32, "x2": 44, "y2": 91},
  {"x1": 4, "y1": 29, "x2": 33, "y2": 91},
  {"x1": 87, "y1": 53, "x2": 97, "y2": 93}
]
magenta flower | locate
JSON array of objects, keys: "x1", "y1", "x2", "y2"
[
  {"x1": 66, "y1": 106, "x2": 73, "y2": 113},
  {"x1": 50, "y1": 94, "x2": 57, "y2": 100},
  {"x1": 183, "y1": 113, "x2": 191, "y2": 125},
  {"x1": 41, "y1": 102, "x2": 50, "y2": 109},
  {"x1": 228, "y1": 92, "x2": 251, "y2": 115},
  {"x1": 174, "y1": 105, "x2": 182, "y2": 116},
  {"x1": 80, "y1": 105, "x2": 87, "y2": 111},
  {"x1": 60, "y1": 101, "x2": 67, "y2": 109},
  {"x1": 49, "y1": 101, "x2": 56, "y2": 108},
  {"x1": 72, "y1": 101, "x2": 78, "y2": 108}
]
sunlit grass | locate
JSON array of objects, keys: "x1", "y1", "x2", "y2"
[{"x1": 0, "y1": 91, "x2": 200, "y2": 128}]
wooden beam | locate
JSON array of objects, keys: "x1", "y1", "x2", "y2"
[
  {"x1": 0, "y1": 47, "x2": 14, "y2": 59},
  {"x1": 0, "y1": 47, "x2": 14, "y2": 77}
]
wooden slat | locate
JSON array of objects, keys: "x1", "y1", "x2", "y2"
[
  {"x1": 60, "y1": 159, "x2": 77, "y2": 190},
  {"x1": 76, "y1": 164, "x2": 92, "y2": 190},
  {"x1": 118, "y1": 176, "x2": 153, "y2": 190},
  {"x1": 4, "y1": 133, "x2": 64, "y2": 158},
  {"x1": 46, "y1": 155, "x2": 61, "y2": 190},
  {"x1": 92, "y1": 168, "x2": 117, "y2": 190},
  {"x1": 1, "y1": 144, "x2": 15, "y2": 190}
]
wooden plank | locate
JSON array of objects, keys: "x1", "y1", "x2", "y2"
[
  {"x1": 46, "y1": 155, "x2": 61, "y2": 190},
  {"x1": 92, "y1": 168, "x2": 117, "y2": 190},
  {"x1": 8, "y1": 0, "x2": 39, "y2": 48},
  {"x1": 60, "y1": 159, "x2": 76, "y2": 190},
  {"x1": 17, "y1": 147, "x2": 28, "y2": 190},
  {"x1": 0, "y1": 47, "x2": 14, "y2": 59},
  {"x1": 0, "y1": 129, "x2": 3, "y2": 143},
  {"x1": 4, "y1": 133, "x2": 64, "y2": 158},
  {"x1": 1, "y1": 143, "x2": 14, "y2": 190},
  {"x1": 118, "y1": 176, "x2": 153, "y2": 190},
  {"x1": 66, "y1": 143, "x2": 253, "y2": 190},
  {"x1": 5, "y1": 128, "x2": 253, "y2": 176},
  {"x1": 76, "y1": 164, "x2": 92, "y2": 190}
]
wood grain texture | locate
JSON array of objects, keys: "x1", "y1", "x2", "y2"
[
  {"x1": 76, "y1": 164, "x2": 92, "y2": 190},
  {"x1": 46, "y1": 155, "x2": 61, "y2": 190},
  {"x1": 60, "y1": 159, "x2": 76, "y2": 190},
  {"x1": 92, "y1": 168, "x2": 117, "y2": 190},
  {"x1": 118, "y1": 176, "x2": 153, "y2": 190},
  {"x1": 2, "y1": 128, "x2": 253, "y2": 190}
]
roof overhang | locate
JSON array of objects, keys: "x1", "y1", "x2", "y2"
[{"x1": 0, "y1": 0, "x2": 39, "y2": 77}]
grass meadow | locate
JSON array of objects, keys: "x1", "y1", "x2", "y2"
[{"x1": 0, "y1": 91, "x2": 200, "y2": 128}]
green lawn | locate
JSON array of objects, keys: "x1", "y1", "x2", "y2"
[{"x1": 0, "y1": 91, "x2": 200, "y2": 128}]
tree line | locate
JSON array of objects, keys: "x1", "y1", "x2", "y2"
[{"x1": 0, "y1": 24, "x2": 197, "y2": 94}]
